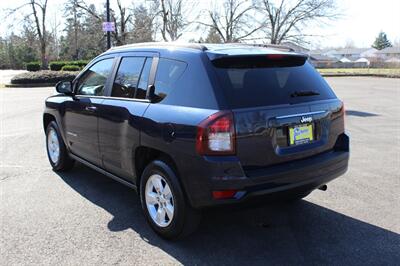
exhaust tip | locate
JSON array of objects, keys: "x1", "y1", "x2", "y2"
[{"x1": 318, "y1": 185, "x2": 328, "y2": 191}]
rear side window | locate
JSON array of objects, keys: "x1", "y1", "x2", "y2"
[
  {"x1": 213, "y1": 59, "x2": 336, "y2": 108},
  {"x1": 154, "y1": 58, "x2": 187, "y2": 102},
  {"x1": 112, "y1": 57, "x2": 145, "y2": 98}
]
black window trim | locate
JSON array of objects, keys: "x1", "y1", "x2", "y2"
[
  {"x1": 102, "y1": 53, "x2": 160, "y2": 103},
  {"x1": 109, "y1": 56, "x2": 147, "y2": 99}
]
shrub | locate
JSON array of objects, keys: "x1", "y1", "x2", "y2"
[
  {"x1": 49, "y1": 60, "x2": 89, "y2": 71},
  {"x1": 26, "y1": 62, "x2": 41, "y2": 72},
  {"x1": 61, "y1": 65, "x2": 81, "y2": 71},
  {"x1": 11, "y1": 70, "x2": 78, "y2": 85},
  {"x1": 70, "y1": 60, "x2": 89, "y2": 68},
  {"x1": 49, "y1": 61, "x2": 67, "y2": 71}
]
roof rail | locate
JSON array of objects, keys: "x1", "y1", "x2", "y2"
[
  {"x1": 108, "y1": 42, "x2": 207, "y2": 51},
  {"x1": 106, "y1": 42, "x2": 297, "y2": 53}
]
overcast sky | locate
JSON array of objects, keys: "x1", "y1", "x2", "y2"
[{"x1": 1, "y1": 0, "x2": 399, "y2": 49}]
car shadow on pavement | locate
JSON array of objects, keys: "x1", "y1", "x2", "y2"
[
  {"x1": 345, "y1": 110, "x2": 379, "y2": 117},
  {"x1": 56, "y1": 163, "x2": 399, "y2": 265}
]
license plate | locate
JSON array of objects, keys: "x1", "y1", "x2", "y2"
[{"x1": 289, "y1": 124, "x2": 314, "y2": 145}]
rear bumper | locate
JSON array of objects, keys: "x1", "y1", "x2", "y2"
[{"x1": 178, "y1": 134, "x2": 349, "y2": 208}]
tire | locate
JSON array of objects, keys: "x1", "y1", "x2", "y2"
[
  {"x1": 45, "y1": 121, "x2": 74, "y2": 171},
  {"x1": 140, "y1": 159, "x2": 201, "y2": 240}
]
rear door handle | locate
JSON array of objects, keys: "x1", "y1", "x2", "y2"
[{"x1": 85, "y1": 106, "x2": 97, "y2": 112}]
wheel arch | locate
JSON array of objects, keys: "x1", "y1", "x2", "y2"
[
  {"x1": 43, "y1": 111, "x2": 68, "y2": 150},
  {"x1": 133, "y1": 146, "x2": 182, "y2": 194},
  {"x1": 43, "y1": 113, "x2": 56, "y2": 132}
]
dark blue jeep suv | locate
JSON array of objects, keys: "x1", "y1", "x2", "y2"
[{"x1": 43, "y1": 43, "x2": 349, "y2": 239}]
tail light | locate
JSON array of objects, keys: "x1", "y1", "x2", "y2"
[
  {"x1": 212, "y1": 190, "x2": 238, "y2": 200},
  {"x1": 266, "y1": 54, "x2": 285, "y2": 60},
  {"x1": 196, "y1": 111, "x2": 235, "y2": 155}
]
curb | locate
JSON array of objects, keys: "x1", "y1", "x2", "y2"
[
  {"x1": 321, "y1": 73, "x2": 400, "y2": 78},
  {"x1": 4, "y1": 83, "x2": 56, "y2": 88}
]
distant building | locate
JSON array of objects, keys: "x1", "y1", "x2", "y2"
[
  {"x1": 330, "y1": 48, "x2": 377, "y2": 60},
  {"x1": 375, "y1": 47, "x2": 400, "y2": 59},
  {"x1": 309, "y1": 54, "x2": 337, "y2": 63},
  {"x1": 355, "y1": 58, "x2": 371, "y2": 65},
  {"x1": 310, "y1": 48, "x2": 378, "y2": 60},
  {"x1": 308, "y1": 54, "x2": 338, "y2": 68},
  {"x1": 339, "y1": 57, "x2": 352, "y2": 63},
  {"x1": 385, "y1": 57, "x2": 400, "y2": 63}
]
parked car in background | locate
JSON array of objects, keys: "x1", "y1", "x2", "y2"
[{"x1": 43, "y1": 43, "x2": 349, "y2": 239}]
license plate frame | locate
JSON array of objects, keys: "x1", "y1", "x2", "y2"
[{"x1": 288, "y1": 124, "x2": 314, "y2": 146}]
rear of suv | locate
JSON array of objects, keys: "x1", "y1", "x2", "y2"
[{"x1": 44, "y1": 43, "x2": 349, "y2": 240}]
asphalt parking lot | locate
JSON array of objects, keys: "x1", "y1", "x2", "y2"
[{"x1": 1, "y1": 77, "x2": 399, "y2": 265}]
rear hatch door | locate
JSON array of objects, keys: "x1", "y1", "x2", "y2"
[{"x1": 211, "y1": 53, "x2": 345, "y2": 173}]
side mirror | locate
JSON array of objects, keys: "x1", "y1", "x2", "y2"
[{"x1": 56, "y1": 81, "x2": 73, "y2": 95}]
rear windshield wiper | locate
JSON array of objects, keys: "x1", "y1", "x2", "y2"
[{"x1": 290, "y1": 90, "x2": 320, "y2": 97}]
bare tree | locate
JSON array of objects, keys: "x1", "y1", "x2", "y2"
[
  {"x1": 344, "y1": 38, "x2": 355, "y2": 48},
  {"x1": 7, "y1": 0, "x2": 49, "y2": 68},
  {"x1": 112, "y1": 0, "x2": 132, "y2": 45},
  {"x1": 75, "y1": 0, "x2": 101, "y2": 20},
  {"x1": 199, "y1": 0, "x2": 262, "y2": 43},
  {"x1": 154, "y1": 0, "x2": 190, "y2": 41},
  {"x1": 256, "y1": 0, "x2": 338, "y2": 44},
  {"x1": 30, "y1": 0, "x2": 48, "y2": 68},
  {"x1": 49, "y1": 12, "x2": 62, "y2": 60}
]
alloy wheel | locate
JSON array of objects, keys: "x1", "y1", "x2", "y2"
[{"x1": 145, "y1": 174, "x2": 175, "y2": 227}]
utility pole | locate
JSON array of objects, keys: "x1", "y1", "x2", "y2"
[{"x1": 106, "y1": 0, "x2": 111, "y2": 49}]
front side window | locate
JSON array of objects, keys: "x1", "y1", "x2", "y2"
[
  {"x1": 112, "y1": 57, "x2": 146, "y2": 98},
  {"x1": 154, "y1": 58, "x2": 187, "y2": 102},
  {"x1": 76, "y1": 58, "x2": 114, "y2": 96}
]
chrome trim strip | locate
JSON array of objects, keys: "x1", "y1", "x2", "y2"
[
  {"x1": 276, "y1": 110, "x2": 326, "y2": 119},
  {"x1": 75, "y1": 95, "x2": 151, "y2": 103}
]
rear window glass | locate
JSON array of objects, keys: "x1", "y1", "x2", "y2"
[
  {"x1": 154, "y1": 58, "x2": 187, "y2": 102},
  {"x1": 213, "y1": 60, "x2": 336, "y2": 108}
]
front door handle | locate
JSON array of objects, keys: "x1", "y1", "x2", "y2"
[{"x1": 85, "y1": 106, "x2": 97, "y2": 112}]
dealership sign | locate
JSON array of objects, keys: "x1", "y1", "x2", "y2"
[{"x1": 102, "y1": 22, "x2": 115, "y2": 32}]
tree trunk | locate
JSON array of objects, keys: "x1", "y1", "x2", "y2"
[
  {"x1": 40, "y1": 40, "x2": 47, "y2": 69},
  {"x1": 74, "y1": 6, "x2": 78, "y2": 59}
]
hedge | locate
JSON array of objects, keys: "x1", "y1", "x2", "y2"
[
  {"x1": 61, "y1": 65, "x2": 81, "y2": 71},
  {"x1": 70, "y1": 60, "x2": 89, "y2": 68},
  {"x1": 26, "y1": 62, "x2": 41, "y2": 72},
  {"x1": 49, "y1": 60, "x2": 89, "y2": 71},
  {"x1": 11, "y1": 70, "x2": 78, "y2": 85},
  {"x1": 49, "y1": 61, "x2": 66, "y2": 71}
]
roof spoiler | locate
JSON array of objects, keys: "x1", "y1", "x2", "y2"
[{"x1": 226, "y1": 43, "x2": 295, "y2": 52}]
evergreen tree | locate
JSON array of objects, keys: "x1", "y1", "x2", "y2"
[
  {"x1": 205, "y1": 28, "x2": 223, "y2": 43},
  {"x1": 131, "y1": 5, "x2": 154, "y2": 43},
  {"x1": 64, "y1": 0, "x2": 85, "y2": 59},
  {"x1": 372, "y1": 31, "x2": 392, "y2": 50},
  {"x1": 60, "y1": 4, "x2": 104, "y2": 60}
]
